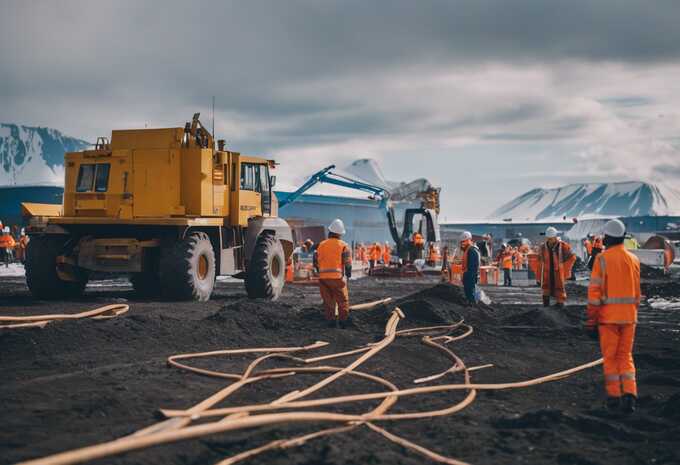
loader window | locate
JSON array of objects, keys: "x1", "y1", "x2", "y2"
[
  {"x1": 76, "y1": 163, "x2": 110, "y2": 192},
  {"x1": 76, "y1": 164, "x2": 96, "y2": 192},
  {"x1": 94, "y1": 164, "x2": 110, "y2": 192},
  {"x1": 240, "y1": 163, "x2": 257, "y2": 191}
]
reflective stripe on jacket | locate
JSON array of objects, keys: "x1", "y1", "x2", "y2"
[
  {"x1": 538, "y1": 240, "x2": 575, "y2": 291},
  {"x1": 501, "y1": 253, "x2": 513, "y2": 270},
  {"x1": 587, "y1": 244, "x2": 640, "y2": 324},
  {"x1": 315, "y1": 238, "x2": 352, "y2": 280}
]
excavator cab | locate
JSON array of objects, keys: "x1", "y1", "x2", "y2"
[{"x1": 388, "y1": 207, "x2": 439, "y2": 262}]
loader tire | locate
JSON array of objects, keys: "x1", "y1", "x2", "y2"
[
  {"x1": 159, "y1": 232, "x2": 215, "y2": 301},
  {"x1": 25, "y1": 236, "x2": 86, "y2": 299},
  {"x1": 244, "y1": 233, "x2": 285, "y2": 300},
  {"x1": 130, "y1": 272, "x2": 161, "y2": 298}
]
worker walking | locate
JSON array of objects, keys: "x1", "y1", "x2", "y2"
[
  {"x1": 459, "y1": 231, "x2": 480, "y2": 303},
  {"x1": 539, "y1": 227, "x2": 576, "y2": 307},
  {"x1": 314, "y1": 219, "x2": 353, "y2": 328},
  {"x1": 586, "y1": 219, "x2": 640, "y2": 413},
  {"x1": 500, "y1": 244, "x2": 513, "y2": 287}
]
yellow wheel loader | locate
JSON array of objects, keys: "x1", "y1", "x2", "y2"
[{"x1": 22, "y1": 114, "x2": 293, "y2": 301}]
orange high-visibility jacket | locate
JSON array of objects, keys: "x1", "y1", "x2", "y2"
[
  {"x1": 587, "y1": 244, "x2": 640, "y2": 325},
  {"x1": 461, "y1": 242, "x2": 478, "y2": 273},
  {"x1": 501, "y1": 252, "x2": 513, "y2": 270},
  {"x1": 315, "y1": 238, "x2": 352, "y2": 280},
  {"x1": 413, "y1": 232, "x2": 425, "y2": 247},
  {"x1": 538, "y1": 240, "x2": 575, "y2": 291},
  {"x1": 382, "y1": 245, "x2": 391, "y2": 263},
  {"x1": 0, "y1": 234, "x2": 16, "y2": 248},
  {"x1": 369, "y1": 244, "x2": 382, "y2": 261},
  {"x1": 592, "y1": 236, "x2": 603, "y2": 250}
]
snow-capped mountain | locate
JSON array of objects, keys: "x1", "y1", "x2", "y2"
[
  {"x1": 489, "y1": 181, "x2": 680, "y2": 221},
  {"x1": 0, "y1": 124, "x2": 90, "y2": 186}
]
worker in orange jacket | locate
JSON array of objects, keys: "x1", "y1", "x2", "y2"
[
  {"x1": 382, "y1": 242, "x2": 391, "y2": 265},
  {"x1": 588, "y1": 235, "x2": 604, "y2": 270},
  {"x1": 368, "y1": 242, "x2": 381, "y2": 271},
  {"x1": 500, "y1": 244, "x2": 514, "y2": 286},
  {"x1": 539, "y1": 227, "x2": 576, "y2": 307},
  {"x1": 314, "y1": 219, "x2": 353, "y2": 328},
  {"x1": 586, "y1": 219, "x2": 640, "y2": 413},
  {"x1": 0, "y1": 226, "x2": 16, "y2": 267},
  {"x1": 16, "y1": 230, "x2": 29, "y2": 263}
]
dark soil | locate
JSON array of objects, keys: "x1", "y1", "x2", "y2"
[
  {"x1": 640, "y1": 263, "x2": 668, "y2": 280},
  {"x1": 1, "y1": 275, "x2": 679, "y2": 465}
]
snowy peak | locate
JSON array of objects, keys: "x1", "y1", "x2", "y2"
[
  {"x1": 0, "y1": 123, "x2": 90, "y2": 186},
  {"x1": 489, "y1": 181, "x2": 680, "y2": 220}
]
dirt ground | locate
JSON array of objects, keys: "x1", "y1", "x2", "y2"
[{"x1": 1, "y1": 272, "x2": 679, "y2": 465}]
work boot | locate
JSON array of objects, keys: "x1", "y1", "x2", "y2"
[
  {"x1": 542, "y1": 296, "x2": 550, "y2": 307},
  {"x1": 605, "y1": 396, "x2": 621, "y2": 411},
  {"x1": 622, "y1": 394, "x2": 637, "y2": 414}
]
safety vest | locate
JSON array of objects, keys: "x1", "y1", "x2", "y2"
[
  {"x1": 316, "y1": 238, "x2": 351, "y2": 280},
  {"x1": 382, "y1": 245, "x2": 391, "y2": 262},
  {"x1": 461, "y1": 243, "x2": 478, "y2": 273},
  {"x1": 0, "y1": 234, "x2": 15, "y2": 248},
  {"x1": 538, "y1": 240, "x2": 574, "y2": 286},
  {"x1": 501, "y1": 253, "x2": 513, "y2": 270},
  {"x1": 587, "y1": 244, "x2": 640, "y2": 324},
  {"x1": 413, "y1": 233, "x2": 424, "y2": 247}
]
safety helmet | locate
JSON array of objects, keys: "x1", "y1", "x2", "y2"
[
  {"x1": 603, "y1": 219, "x2": 626, "y2": 238},
  {"x1": 545, "y1": 227, "x2": 558, "y2": 238},
  {"x1": 459, "y1": 231, "x2": 472, "y2": 241},
  {"x1": 2, "y1": 226, "x2": 9, "y2": 234},
  {"x1": 328, "y1": 218, "x2": 346, "y2": 235}
]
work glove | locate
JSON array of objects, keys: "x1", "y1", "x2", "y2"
[{"x1": 345, "y1": 265, "x2": 352, "y2": 279}]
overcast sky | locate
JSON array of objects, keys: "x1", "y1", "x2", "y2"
[{"x1": 1, "y1": 0, "x2": 679, "y2": 218}]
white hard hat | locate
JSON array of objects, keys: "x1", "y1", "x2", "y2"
[
  {"x1": 545, "y1": 227, "x2": 558, "y2": 238},
  {"x1": 328, "y1": 218, "x2": 346, "y2": 235},
  {"x1": 459, "y1": 231, "x2": 472, "y2": 241},
  {"x1": 2, "y1": 226, "x2": 9, "y2": 234},
  {"x1": 603, "y1": 219, "x2": 626, "y2": 238}
]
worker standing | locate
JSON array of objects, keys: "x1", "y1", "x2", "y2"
[
  {"x1": 16, "y1": 229, "x2": 29, "y2": 263},
  {"x1": 459, "y1": 231, "x2": 480, "y2": 303},
  {"x1": 539, "y1": 227, "x2": 576, "y2": 307},
  {"x1": 314, "y1": 219, "x2": 353, "y2": 328},
  {"x1": 583, "y1": 236, "x2": 593, "y2": 261},
  {"x1": 0, "y1": 226, "x2": 16, "y2": 267},
  {"x1": 588, "y1": 235, "x2": 604, "y2": 270},
  {"x1": 500, "y1": 244, "x2": 513, "y2": 287},
  {"x1": 369, "y1": 242, "x2": 381, "y2": 271},
  {"x1": 382, "y1": 242, "x2": 391, "y2": 265},
  {"x1": 586, "y1": 219, "x2": 640, "y2": 413},
  {"x1": 412, "y1": 231, "x2": 425, "y2": 260},
  {"x1": 441, "y1": 245, "x2": 450, "y2": 282}
]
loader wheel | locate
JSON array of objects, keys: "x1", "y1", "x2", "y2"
[
  {"x1": 130, "y1": 272, "x2": 161, "y2": 298},
  {"x1": 159, "y1": 232, "x2": 215, "y2": 301},
  {"x1": 25, "y1": 236, "x2": 86, "y2": 299},
  {"x1": 245, "y1": 233, "x2": 285, "y2": 300}
]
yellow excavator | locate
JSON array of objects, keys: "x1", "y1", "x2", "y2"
[{"x1": 22, "y1": 114, "x2": 293, "y2": 301}]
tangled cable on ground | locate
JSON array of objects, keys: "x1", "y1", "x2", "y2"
[
  {"x1": 0, "y1": 304, "x2": 129, "y2": 329},
  {"x1": 18, "y1": 298, "x2": 602, "y2": 465}
]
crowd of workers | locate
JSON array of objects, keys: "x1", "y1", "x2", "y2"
[
  {"x1": 0, "y1": 221, "x2": 29, "y2": 267},
  {"x1": 309, "y1": 217, "x2": 640, "y2": 413}
]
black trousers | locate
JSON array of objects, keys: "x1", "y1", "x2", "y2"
[{"x1": 503, "y1": 268, "x2": 512, "y2": 286}]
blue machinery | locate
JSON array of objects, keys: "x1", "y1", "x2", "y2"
[
  {"x1": 279, "y1": 165, "x2": 439, "y2": 261},
  {"x1": 278, "y1": 165, "x2": 390, "y2": 210}
]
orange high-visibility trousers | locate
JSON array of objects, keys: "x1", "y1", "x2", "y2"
[
  {"x1": 599, "y1": 323, "x2": 637, "y2": 397},
  {"x1": 319, "y1": 279, "x2": 349, "y2": 321}
]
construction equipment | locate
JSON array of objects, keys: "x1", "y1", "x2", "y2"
[
  {"x1": 22, "y1": 114, "x2": 293, "y2": 301},
  {"x1": 279, "y1": 165, "x2": 439, "y2": 262}
]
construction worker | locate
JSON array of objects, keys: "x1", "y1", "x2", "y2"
[
  {"x1": 440, "y1": 245, "x2": 450, "y2": 282},
  {"x1": 583, "y1": 236, "x2": 593, "y2": 261},
  {"x1": 382, "y1": 242, "x2": 391, "y2": 265},
  {"x1": 586, "y1": 219, "x2": 640, "y2": 413},
  {"x1": 459, "y1": 231, "x2": 480, "y2": 303},
  {"x1": 0, "y1": 226, "x2": 16, "y2": 267},
  {"x1": 314, "y1": 219, "x2": 352, "y2": 328},
  {"x1": 16, "y1": 229, "x2": 29, "y2": 263},
  {"x1": 412, "y1": 231, "x2": 425, "y2": 260},
  {"x1": 369, "y1": 242, "x2": 381, "y2": 270},
  {"x1": 539, "y1": 227, "x2": 576, "y2": 307},
  {"x1": 588, "y1": 234, "x2": 604, "y2": 270},
  {"x1": 426, "y1": 242, "x2": 437, "y2": 267},
  {"x1": 500, "y1": 244, "x2": 514, "y2": 287}
]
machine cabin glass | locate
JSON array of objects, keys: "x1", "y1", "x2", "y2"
[{"x1": 76, "y1": 163, "x2": 111, "y2": 193}]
